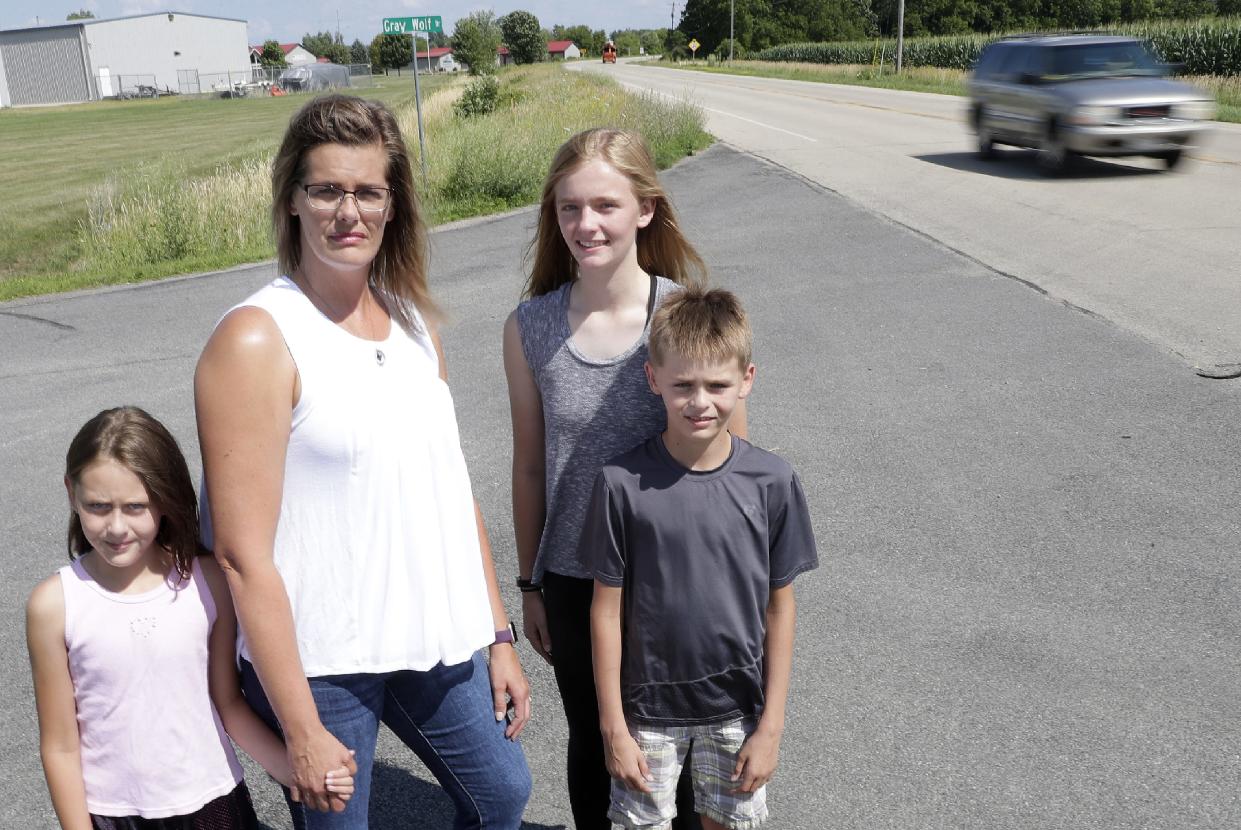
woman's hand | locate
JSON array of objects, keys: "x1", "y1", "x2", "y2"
[
  {"x1": 287, "y1": 727, "x2": 357, "y2": 813},
  {"x1": 289, "y1": 760, "x2": 356, "y2": 805},
  {"x1": 520, "y1": 591, "x2": 553, "y2": 664},
  {"x1": 488, "y1": 643, "x2": 532, "y2": 740}
]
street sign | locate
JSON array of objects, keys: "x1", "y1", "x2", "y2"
[
  {"x1": 380, "y1": 15, "x2": 443, "y2": 183},
  {"x1": 383, "y1": 16, "x2": 443, "y2": 34},
  {"x1": 688, "y1": 38, "x2": 700, "y2": 53}
]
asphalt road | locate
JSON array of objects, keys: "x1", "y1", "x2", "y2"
[
  {"x1": 573, "y1": 61, "x2": 1241, "y2": 375},
  {"x1": 3, "y1": 144, "x2": 1240, "y2": 829}
]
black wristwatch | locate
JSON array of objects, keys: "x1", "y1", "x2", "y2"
[
  {"x1": 493, "y1": 621, "x2": 519, "y2": 645},
  {"x1": 516, "y1": 576, "x2": 542, "y2": 593}
]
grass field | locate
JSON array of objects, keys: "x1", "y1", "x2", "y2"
[
  {"x1": 0, "y1": 76, "x2": 445, "y2": 299},
  {"x1": 648, "y1": 59, "x2": 1241, "y2": 122},
  {"x1": 1, "y1": 66, "x2": 708, "y2": 301}
]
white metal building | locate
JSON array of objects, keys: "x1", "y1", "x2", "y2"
[{"x1": 0, "y1": 11, "x2": 249, "y2": 107}]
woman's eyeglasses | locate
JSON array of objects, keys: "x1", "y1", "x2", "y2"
[{"x1": 300, "y1": 184, "x2": 392, "y2": 213}]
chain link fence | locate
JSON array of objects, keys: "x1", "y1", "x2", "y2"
[
  {"x1": 91, "y1": 65, "x2": 375, "y2": 100},
  {"x1": 92, "y1": 73, "x2": 163, "y2": 99}
]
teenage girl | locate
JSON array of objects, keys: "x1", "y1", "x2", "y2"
[
  {"x1": 26, "y1": 406, "x2": 352, "y2": 829},
  {"x1": 503, "y1": 128, "x2": 745, "y2": 829}
]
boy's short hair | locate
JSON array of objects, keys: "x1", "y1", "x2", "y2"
[{"x1": 648, "y1": 288, "x2": 752, "y2": 369}]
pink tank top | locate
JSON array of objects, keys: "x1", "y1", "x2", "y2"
[{"x1": 60, "y1": 556, "x2": 243, "y2": 819}]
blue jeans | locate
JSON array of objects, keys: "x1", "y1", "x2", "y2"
[{"x1": 240, "y1": 652, "x2": 531, "y2": 829}]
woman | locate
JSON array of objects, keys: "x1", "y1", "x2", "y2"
[{"x1": 196, "y1": 94, "x2": 531, "y2": 830}]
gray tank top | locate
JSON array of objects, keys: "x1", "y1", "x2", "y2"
[{"x1": 516, "y1": 275, "x2": 679, "y2": 580}]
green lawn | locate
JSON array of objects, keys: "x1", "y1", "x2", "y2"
[
  {"x1": 0, "y1": 66, "x2": 710, "y2": 301},
  {"x1": 0, "y1": 76, "x2": 445, "y2": 294},
  {"x1": 646, "y1": 59, "x2": 1241, "y2": 122}
]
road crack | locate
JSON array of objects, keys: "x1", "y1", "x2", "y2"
[{"x1": 0, "y1": 311, "x2": 76, "y2": 331}]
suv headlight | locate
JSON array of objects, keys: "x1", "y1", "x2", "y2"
[
  {"x1": 1067, "y1": 105, "x2": 1118, "y2": 126},
  {"x1": 1173, "y1": 100, "x2": 1216, "y2": 121}
]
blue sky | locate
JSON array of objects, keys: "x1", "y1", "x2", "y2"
[{"x1": 1, "y1": 1, "x2": 677, "y2": 42}]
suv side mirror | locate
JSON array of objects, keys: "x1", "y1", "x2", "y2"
[{"x1": 1019, "y1": 72, "x2": 1041, "y2": 85}]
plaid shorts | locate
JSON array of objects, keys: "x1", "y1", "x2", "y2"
[{"x1": 608, "y1": 717, "x2": 769, "y2": 830}]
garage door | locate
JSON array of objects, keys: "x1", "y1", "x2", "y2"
[{"x1": 0, "y1": 27, "x2": 90, "y2": 106}]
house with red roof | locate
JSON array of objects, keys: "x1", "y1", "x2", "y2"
[
  {"x1": 249, "y1": 42, "x2": 317, "y2": 67},
  {"x1": 495, "y1": 40, "x2": 582, "y2": 66},
  {"x1": 415, "y1": 46, "x2": 460, "y2": 72},
  {"x1": 547, "y1": 40, "x2": 581, "y2": 60}
]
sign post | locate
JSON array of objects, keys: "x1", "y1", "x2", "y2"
[
  {"x1": 688, "y1": 38, "x2": 700, "y2": 61},
  {"x1": 382, "y1": 16, "x2": 444, "y2": 184}
]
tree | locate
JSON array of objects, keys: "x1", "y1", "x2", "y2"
[
  {"x1": 350, "y1": 39, "x2": 369, "y2": 65},
  {"x1": 66, "y1": 9, "x2": 94, "y2": 19},
  {"x1": 500, "y1": 10, "x2": 545, "y2": 64},
  {"x1": 641, "y1": 29, "x2": 666, "y2": 55},
  {"x1": 560, "y1": 24, "x2": 595, "y2": 53},
  {"x1": 303, "y1": 30, "x2": 350, "y2": 64},
  {"x1": 369, "y1": 33, "x2": 412, "y2": 75},
  {"x1": 665, "y1": 27, "x2": 688, "y2": 53},
  {"x1": 590, "y1": 29, "x2": 608, "y2": 56},
  {"x1": 452, "y1": 10, "x2": 502, "y2": 75},
  {"x1": 259, "y1": 40, "x2": 287, "y2": 67},
  {"x1": 679, "y1": 0, "x2": 875, "y2": 54},
  {"x1": 612, "y1": 30, "x2": 643, "y2": 56}
]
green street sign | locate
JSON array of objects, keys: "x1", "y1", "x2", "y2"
[{"x1": 382, "y1": 16, "x2": 443, "y2": 34}]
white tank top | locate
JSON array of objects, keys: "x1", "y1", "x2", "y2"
[
  {"x1": 202, "y1": 277, "x2": 494, "y2": 676},
  {"x1": 60, "y1": 557, "x2": 243, "y2": 818}
]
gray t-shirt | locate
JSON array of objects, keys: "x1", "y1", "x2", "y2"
[
  {"x1": 585, "y1": 434, "x2": 819, "y2": 725},
  {"x1": 516, "y1": 276, "x2": 679, "y2": 580}
]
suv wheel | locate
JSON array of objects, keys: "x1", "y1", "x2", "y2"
[
  {"x1": 1037, "y1": 122, "x2": 1073, "y2": 174},
  {"x1": 1158, "y1": 149, "x2": 1183, "y2": 170},
  {"x1": 976, "y1": 108, "x2": 997, "y2": 160}
]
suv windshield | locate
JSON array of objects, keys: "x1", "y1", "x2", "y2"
[{"x1": 1048, "y1": 41, "x2": 1164, "y2": 80}]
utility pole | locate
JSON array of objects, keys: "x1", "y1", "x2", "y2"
[
  {"x1": 670, "y1": 1, "x2": 676, "y2": 37},
  {"x1": 729, "y1": 0, "x2": 734, "y2": 61},
  {"x1": 896, "y1": 0, "x2": 905, "y2": 73}
]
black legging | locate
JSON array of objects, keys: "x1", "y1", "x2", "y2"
[{"x1": 541, "y1": 571, "x2": 701, "y2": 830}]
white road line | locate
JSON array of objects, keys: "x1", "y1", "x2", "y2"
[{"x1": 618, "y1": 81, "x2": 818, "y2": 143}]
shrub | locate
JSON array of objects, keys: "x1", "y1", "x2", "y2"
[{"x1": 454, "y1": 75, "x2": 500, "y2": 117}]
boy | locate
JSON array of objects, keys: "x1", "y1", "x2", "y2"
[{"x1": 585, "y1": 288, "x2": 819, "y2": 830}]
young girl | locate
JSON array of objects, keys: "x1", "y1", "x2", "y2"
[
  {"x1": 503, "y1": 128, "x2": 744, "y2": 829},
  {"x1": 26, "y1": 406, "x2": 353, "y2": 829}
]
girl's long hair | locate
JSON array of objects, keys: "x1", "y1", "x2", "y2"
[
  {"x1": 65, "y1": 407, "x2": 203, "y2": 579},
  {"x1": 524, "y1": 128, "x2": 707, "y2": 299},
  {"x1": 271, "y1": 94, "x2": 436, "y2": 330}
]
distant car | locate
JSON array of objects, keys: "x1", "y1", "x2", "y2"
[
  {"x1": 967, "y1": 35, "x2": 1214, "y2": 173},
  {"x1": 603, "y1": 42, "x2": 617, "y2": 64}
]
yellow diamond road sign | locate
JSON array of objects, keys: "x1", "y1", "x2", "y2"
[{"x1": 688, "y1": 39, "x2": 700, "y2": 52}]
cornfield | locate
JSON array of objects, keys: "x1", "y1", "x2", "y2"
[{"x1": 756, "y1": 15, "x2": 1241, "y2": 76}]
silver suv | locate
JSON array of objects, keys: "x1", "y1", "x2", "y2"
[{"x1": 968, "y1": 35, "x2": 1214, "y2": 172}]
